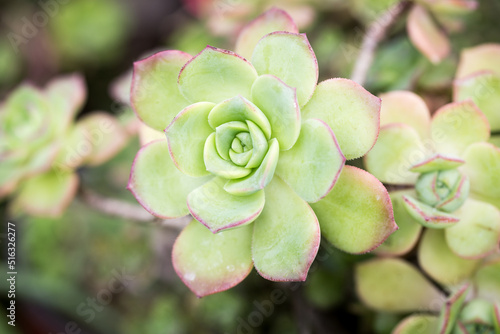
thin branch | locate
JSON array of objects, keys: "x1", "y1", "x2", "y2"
[
  {"x1": 79, "y1": 188, "x2": 188, "y2": 230},
  {"x1": 350, "y1": 1, "x2": 411, "y2": 86}
]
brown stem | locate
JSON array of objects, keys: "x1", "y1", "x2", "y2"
[
  {"x1": 79, "y1": 188, "x2": 188, "y2": 230},
  {"x1": 350, "y1": 1, "x2": 411, "y2": 85}
]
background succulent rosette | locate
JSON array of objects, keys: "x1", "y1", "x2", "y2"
[
  {"x1": 364, "y1": 88, "x2": 500, "y2": 286},
  {"x1": 0, "y1": 74, "x2": 128, "y2": 217},
  {"x1": 128, "y1": 8, "x2": 397, "y2": 297}
]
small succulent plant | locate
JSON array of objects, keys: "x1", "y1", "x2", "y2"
[
  {"x1": 128, "y1": 8, "x2": 397, "y2": 297},
  {"x1": 356, "y1": 257, "x2": 500, "y2": 333},
  {"x1": 0, "y1": 74, "x2": 128, "y2": 217},
  {"x1": 365, "y1": 90, "x2": 500, "y2": 261},
  {"x1": 407, "y1": 0, "x2": 477, "y2": 63}
]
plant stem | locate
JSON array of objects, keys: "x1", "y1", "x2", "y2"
[
  {"x1": 351, "y1": 1, "x2": 411, "y2": 86},
  {"x1": 79, "y1": 187, "x2": 188, "y2": 230}
]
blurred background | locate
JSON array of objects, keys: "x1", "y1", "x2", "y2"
[{"x1": 1, "y1": 0, "x2": 499, "y2": 333}]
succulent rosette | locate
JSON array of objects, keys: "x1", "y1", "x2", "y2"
[
  {"x1": 355, "y1": 256, "x2": 500, "y2": 333},
  {"x1": 365, "y1": 91, "x2": 500, "y2": 263},
  {"x1": 407, "y1": 0, "x2": 477, "y2": 64},
  {"x1": 128, "y1": 8, "x2": 396, "y2": 297},
  {"x1": 0, "y1": 74, "x2": 128, "y2": 217}
]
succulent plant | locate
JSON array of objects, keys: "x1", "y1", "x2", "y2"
[
  {"x1": 365, "y1": 90, "x2": 500, "y2": 262},
  {"x1": 356, "y1": 256, "x2": 500, "y2": 333},
  {"x1": 0, "y1": 74, "x2": 128, "y2": 217},
  {"x1": 407, "y1": 0, "x2": 477, "y2": 64},
  {"x1": 128, "y1": 8, "x2": 397, "y2": 297}
]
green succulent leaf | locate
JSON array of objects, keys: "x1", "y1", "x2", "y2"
[
  {"x1": 418, "y1": 229, "x2": 479, "y2": 286},
  {"x1": 131, "y1": 50, "x2": 192, "y2": 131},
  {"x1": 365, "y1": 124, "x2": 424, "y2": 185},
  {"x1": 474, "y1": 259, "x2": 500, "y2": 302},
  {"x1": 375, "y1": 191, "x2": 422, "y2": 256},
  {"x1": 252, "y1": 32, "x2": 318, "y2": 107},
  {"x1": 235, "y1": 8, "x2": 298, "y2": 60},
  {"x1": 224, "y1": 138, "x2": 279, "y2": 196},
  {"x1": 13, "y1": 170, "x2": 78, "y2": 217},
  {"x1": 252, "y1": 176, "x2": 320, "y2": 281},
  {"x1": 251, "y1": 74, "x2": 300, "y2": 150},
  {"x1": 138, "y1": 123, "x2": 165, "y2": 146},
  {"x1": 128, "y1": 140, "x2": 210, "y2": 218},
  {"x1": 303, "y1": 78, "x2": 381, "y2": 160},
  {"x1": 454, "y1": 72, "x2": 500, "y2": 131},
  {"x1": 214, "y1": 121, "x2": 249, "y2": 161},
  {"x1": 407, "y1": 5, "x2": 450, "y2": 63},
  {"x1": 276, "y1": 119, "x2": 345, "y2": 203},
  {"x1": 402, "y1": 195, "x2": 459, "y2": 228},
  {"x1": 186, "y1": 177, "x2": 265, "y2": 233},
  {"x1": 446, "y1": 198, "x2": 500, "y2": 259},
  {"x1": 438, "y1": 284, "x2": 471, "y2": 334},
  {"x1": 459, "y1": 299, "x2": 495, "y2": 327},
  {"x1": 208, "y1": 95, "x2": 271, "y2": 139},
  {"x1": 178, "y1": 46, "x2": 258, "y2": 103},
  {"x1": 45, "y1": 73, "x2": 86, "y2": 132},
  {"x1": 379, "y1": 90, "x2": 431, "y2": 139},
  {"x1": 311, "y1": 166, "x2": 397, "y2": 254},
  {"x1": 355, "y1": 258, "x2": 446, "y2": 313},
  {"x1": 463, "y1": 142, "x2": 500, "y2": 209},
  {"x1": 172, "y1": 219, "x2": 253, "y2": 297},
  {"x1": 456, "y1": 44, "x2": 500, "y2": 79},
  {"x1": 165, "y1": 102, "x2": 215, "y2": 177},
  {"x1": 410, "y1": 154, "x2": 465, "y2": 173},
  {"x1": 393, "y1": 315, "x2": 439, "y2": 334},
  {"x1": 430, "y1": 100, "x2": 490, "y2": 157}
]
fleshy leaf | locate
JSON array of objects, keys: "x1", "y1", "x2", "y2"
[
  {"x1": 455, "y1": 43, "x2": 500, "y2": 79},
  {"x1": 355, "y1": 258, "x2": 445, "y2": 313},
  {"x1": 252, "y1": 32, "x2": 318, "y2": 107},
  {"x1": 418, "y1": 229, "x2": 479, "y2": 286},
  {"x1": 45, "y1": 73, "x2": 86, "y2": 129},
  {"x1": 410, "y1": 154, "x2": 465, "y2": 173},
  {"x1": 431, "y1": 100, "x2": 490, "y2": 157},
  {"x1": 379, "y1": 90, "x2": 431, "y2": 139},
  {"x1": 474, "y1": 259, "x2": 500, "y2": 302},
  {"x1": 251, "y1": 74, "x2": 300, "y2": 150},
  {"x1": 208, "y1": 95, "x2": 271, "y2": 139},
  {"x1": 303, "y1": 78, "x2": 381, "y2": 160},
  {"x1": 402, "y1": 195, "x2": 459, "y2": 228},
  {"x1": 364, "y1": 124, "x2": 424, "y2": 185},
  {"x1": 215, "y1": 121, "x2": 249, "y2": 160},
  {"x1": 245, "y1": 120, "x2": 268, "y2": 168},
  {"x1": 128, "y1": 140, "x2": 210, "y2": 218},
  {"x1": 438, "y1": 284, "x2": 471, "y2": 334},
  {"x1": 276, "y1": 119, "x2": 345, "y2": 203},
  {"x1": 178, "y1": 46, "x2": 258, "y2": 103},
  {"x1": 235, "y1": 8, "x2": 298, "y2": 60},
  {"x1": 445, "y1": 198, "x2": 500, "y2": 259},
  {"x1": 311, "y1": 166, "x2": 397, "y2": 254},
  {"x1": 131, "y1": 50, "x2": 192, "y2": 131},
  {"x1": 252, "y1": 176, "x2": 319, "y2": 281},
  {"x1": 204, "y1": 133, "x2": 252, "y2": 179},
  {"x1": 393, "y1": 315, "x2": 439, "y2": 334},
  {"x1": 13, "y1": 170, "x2": 78, "y2": 217},
  {"x1": 407, "y1": 5, "x2": 450, "y2": 63},
  {"x1": 375, "y1": 191, "x2": 422, "y2": 256},
  {"x1": 78, "y1": 112, "x2": 129, "y2": 166},
  {"x1": 172, "y1": 219, "x2": 253, "y2": 297},
  {"x1": 224, "y1": 138, "x2": 279, "y2": 196},
  {"x1": 454, "y1": 72, "x2": 500, "y2": 131},
  {"x1": 186, "y1": 177, "x2": 265, "y2": 233},
  {"x1": 463, "y1": 142, "x2": 500, "y2": 209},
  {"x1": 165, "y1": 102, "x2": 215, "y2": 177}
]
